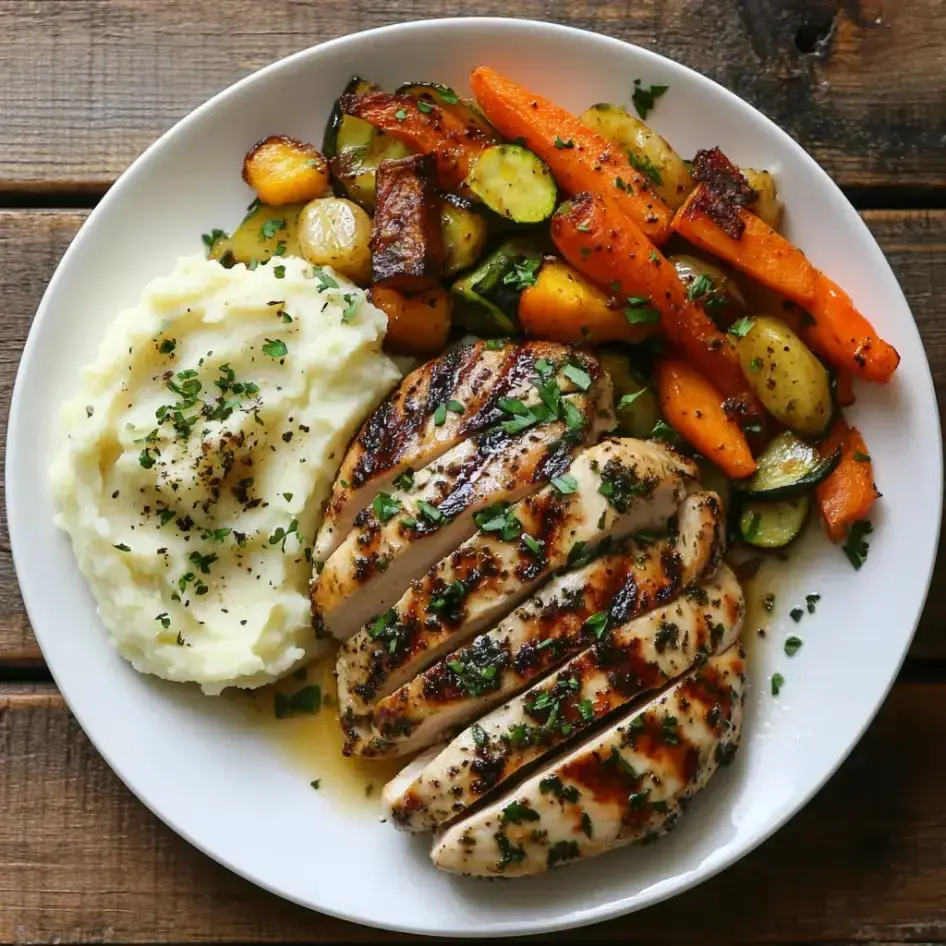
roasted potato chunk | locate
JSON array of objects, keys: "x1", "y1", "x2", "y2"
[
  {"x1": 371, "y1": 154, "x2": 445, "y2": 290},
  {"x1": 242, "y1": 135, "x2": 331, "y2": 207},
  {"x1": 297, "y1": 197, "x2": 373, "y2": 284},
  {"x1": 370, "y1": 285, "x2": 451, "y2": 354},
  {"x1": 741, "y1": 167, "x2": 782, "y2": 230},
  {"x1": 208, "y1": 202, "x2": 305, "y2": 267}
]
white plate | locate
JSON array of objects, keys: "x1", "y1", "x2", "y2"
[{"x1": 7, "y1": 17, "x2": 942, "y2": 938}]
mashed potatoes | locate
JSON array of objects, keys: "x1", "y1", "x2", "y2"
[{"x1": 51, "y1": 255, "x2": 401, "y2": 693}]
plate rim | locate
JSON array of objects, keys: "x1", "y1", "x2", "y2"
[{"x1": 7, "y1": 16, "x2": 943, "y2": 938}]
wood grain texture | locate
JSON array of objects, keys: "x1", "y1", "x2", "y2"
[
  {"x1": 0, "y1": 0, "x2": 944, "y2": 192},
  {"x1": 1, "y1": 681, "x2": 944, "y2": 944},
  {"x1": 1, "y1": 208, "x2": 944, "y2": 664}
]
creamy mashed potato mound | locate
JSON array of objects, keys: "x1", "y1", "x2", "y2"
[{"x1": 51, "y1": 255, "x2": 400, "y2": 693}]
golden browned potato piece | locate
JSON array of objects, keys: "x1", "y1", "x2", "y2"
[
  {"x1": 243, "y1": 135, "x2": 332, "y2": 207},
  {"x1": 370, "y1": 285, "x2": 451, "y2": 354},
  {"x1": 741, "y1": 167, "x2": 782, "y2": 230},
  {"x1": 297, "y1": 197, "x2": 373, "y2": 285},
  {"x1": 208, "y1": 202, "x2": 305, "y2": 266}
]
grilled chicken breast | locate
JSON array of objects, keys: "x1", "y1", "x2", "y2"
[
  {"x1": 430, "y1": 645, "x2": 746, "y2": 877},
  {"x1": 313, "y1": 386, "x2": 606, "y2": 641},
  {"x1": 337, "y1": 439, "x2": 698, "y2": 721},
  {"x1": 313, "y1": 340, "x2": 611, "y2": 562},
  {"x1": 385, "y1": 564, "x2": 743, "y2": 831},
  {"x1": 355, "y1": 491, "x2": 726, "y2": 758}
]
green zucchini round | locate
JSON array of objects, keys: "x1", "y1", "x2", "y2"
[
  {"x1": 465, "y1": 145, "x2": 558, "y2": 224},
  {"x1": 739, "y1": 431, "x2": 841, "y2": 501},
  {"x1": 739, "y1": 496, "x2": 810, "y2": 549}
]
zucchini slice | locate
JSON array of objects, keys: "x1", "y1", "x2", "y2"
[
  {"x1": 440, "y1": 193, "x2": 489, "y2": 276},
  {"x1": 740, "y1": 431, "x2": 841, "y2": 501},
  {"x1": 739, "y1": 496, "x2": 810, "y2": 549},
  {"x1": 323, "y1": 76, "x2": 412, "y2": 209},
  {"x1": 396, "y1": 82, "x2": 497, "y2": 140},
  {"x1": 450, "y1": 238, "x2": 542, "y2": 336},
  {"x1": 465, "y1": 145, "x2": 557, "y2": 224}
]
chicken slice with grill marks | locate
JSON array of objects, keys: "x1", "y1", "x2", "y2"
[
  {"x1": 353, "y1": 491, "x2": 725, "y2": 758},
  {"x1": 313, "y1": 381, "x2": 610, "y2": 641},
  {"x1": 336, "y1": 438, "x2": 698, "y2": 722},
  {"x1": 430, "y1": 645, "x2": 746, "y2": 877},
  {"x1": 384, "y1": 563, "x2": 742, "y2": 831},
  {"x1": 313, "y1": 340, "x2": 611, "y2": 562}
]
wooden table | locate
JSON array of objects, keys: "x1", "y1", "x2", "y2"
[{"x1": 2, "y1": 2, "x2": 945, "y2": 942}]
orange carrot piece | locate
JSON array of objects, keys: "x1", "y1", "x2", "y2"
[
  {"x1": 518, "y1": 260, "x2": 657, "y2": 344},
  {"x1": 834, "y1": 367, "x2": 856, "y2": 407},
  {"x1": 469, "y1": 66, "x2": 673, "y2": 245},
  {"x1": 551, "y1": 192, "x2": 757, "y2": 415},
  {"x1": 672, "y1": 184, "x2": 817, "y2": 305},
  {"x1": 371, "y1": 286, "x2": 452, "y2": 354},
  {"x1": 815, "y1": 419, "x2": 879, "y2": 542},
  {"x1": 656, "y1": 360, "x2": 757, "y2": 479},
  {"x1": 340, "y1": 91, "x2": 489, "y2": 190},
  {"x1": 801, "y1": 273, "x2": 901, "y2": 384}
]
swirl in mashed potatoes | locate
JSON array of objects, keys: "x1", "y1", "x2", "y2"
[{"x1": 51, "y1": 255, "x2": 401, "y2": 693}]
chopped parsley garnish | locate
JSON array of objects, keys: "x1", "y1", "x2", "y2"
[
  {"x1": 447, "y1": 638, "x2": 505, "y2": 696},
  {"x1": 113, "y1": 543, "x2": 131, "y2": 552},
  {"x1": 576, "y1": 222, "x2": 591, "y2": 232},
  {"x1": 201, "y1": 527, "x2": 232, "y2": 543},
  {"x1": 155, "y1": 613, "x2": 170, "y2": 629},
  {"x1": 727, "y1": 316, "x2": 755, "y2": 338},
  {"x1": 268, "y1": 518, "x2": 300, "y2": 552},
  {"x1": 416, "y1": 99, "x2": 434, "y2": 114},
  {"x1": 394, "y1": 108, "x2": 408, "y2": 121},
  {"x1": 581, "y1": 812, "x2": 593, "y2": 838},
  {"x1": 566, "y1": 540, "x2": 592, "y2": 568},
  {"x1": 159, "y1": 338, "x2": 177, "y2": 355},
  {"x1": 188, "y1": 550, "x2": 217, "y2": 573},
  {"x1": 597, "y1": 457, "x2": 648, "y2": 513},
  {"x1": 686, "y1": 273, "x2": 714, "y2": 301},
  {"x1": 314, "y1": 269, "x2": 339, "y2": 291},
  {"x1": 806, "y1": 593, "x2": 821, "y2": 613},
  {"x1": 393, "y1": 469, "x2": 415, "y2": 491},
  {"x1": 547, "y1": 840, "x2": 580, "y2": 867},
  {"x1": 503, "y1": 800, "x2": 540, "y2": 824},
  {"x1": 627, "y1": 149, "x2": 662, "y2": 185},
  {"x1": 503, "y1": 258, "x2": 542, "y2": 291},
  {"x1": 790, "y1": 607, "x2": 804, "y2": 623},
  {"x1": 262, "y1": 338, "x2": 288, "y2": 358},
  {"x1": 624, "y1": 296, "x2": 660, "y2": 324},
  {"x1": 619, "y1": 388, "x2": 648, "y2": 410},
  {"x1": 138, "y1": 448, "x2": 156, "y2": 469},
  {"x1": 273, "y1": 241, "x2": 287, "y2": 257},
  {"x1": 201, "y1": 228, "x2": 228, "y2": 251},
  {"x1": 522, "y1": 533, "x2": 545, "y2": 558},
  {"x1": 654, "y1": 620, "x2": 680, "y2": 653},
  {"x1": 474, "y1": 503, "x2": 521, "y2": 541},
  {"x1": 485, "y1": 337, "x2": 509, "y2": 351},
  {"x1": 614, "y1": 176, "x2": 631, "y2": 192},
  {"x1": 366, "y1": 609, "x2": 404, "y2": 654},
  {"x1": 628, "y1": 790, "x2": 650, "y2": 811},
  {"x1": 539, "y1": 775, "x2": 580, "y2": 803},
  {"x1": 158, "y1": 509, "x2": 176, "y2": 526},
  {"x1": 372, "y1": 492, "x2": 401, "y2": 523},
  {"x1": 843, "y1": 520, "x2": 873, "y2": 570},
  {"x1": 771, "y1": 673, "x2": 785, "y2": 696},
  {"x1": 416, "y1": 500, "x2": 443, "y2": 524},
  {"x1": 551, "y1": 473, "x2": 578, "y2": 494},
  {"x1": 853, "y1": 450, "x2": 871, "y2": 463},
  {"x1": 495, "y1": 831, "x2": 526, "y2": 870},
  {"x1": 583, "y1": 611, "x2": 609, "y2": 640},
  {"x1": 260, "y1": 218, "x2": 284, "y2": 240},
  {"x1": 577, "y1": 698, "x2": 595, "y2": 722},
  {"x1": 341, "y1": 293, "x2": 359, "y2": 323},
  {"x1": 749, "y1": 357, "x2": 763, "y2": 372},
  {"x1": 553, "y1": 136, "x2": 575, "y2": 149},
  {"x1": 272, "y1": 264, "x2": 286, "y2": 279},
  {"x1": 563, "y1": 364, "x2": 593, "y2": 391},
  {"x1": 471, "y1": 723, "x2": 487, "y2": 746},
  {"x1": 661, "y1": 715, "x2": 680, "y2": 745},
  {"x1": 433, "y1": 402, "x2": 447, "y2": 426},
  {"x1": 310, "y1": 779, "x2": 321, "y2": 790},
  {"x1": 784, "y1": 635, "x2": 803, "y2": 656},
  {"x1": 763, "y1": 592, "x2": 776, "y2": 612},
  {"x1": 631, "y1": 79, "x2": 669, "y2": 120},
  {"x1": 430, "y1": 579, "x2": 469, "y2": 619},
  {"x1": 438, "y1": 86, "x2": 460, "y2": 104},
  {"x1": 274, "y1": 684, "x2": 321, "y2": 719}
]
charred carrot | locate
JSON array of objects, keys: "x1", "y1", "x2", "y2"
[
  {"x1": 801, "y1": 273, "x2": 900, "y2": 384},
  {"x1": 656, "y1": 360, "x2": 757, "y2": 478},
  {"x1": 469, "y1": 66, "x2": 673, "y2": 244},
  {"x1": 518, "y1": 260, "x2": 657, "y2": 344},
  {"x1": 815, "y1": 419, "x2": 879, "y2": 542},
  {"x1": 672, "y1": 184, "x2": 817, "y2": 305},
  {"x1": 340, "y1": 91, "x2": 490, "y2": 190},
  {"x1": 551, "y1": 192, "x2": 757, "y2": 415}
]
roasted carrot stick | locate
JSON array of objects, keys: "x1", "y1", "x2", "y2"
[
  {"x1": 551, "y1": 192, "x2": 758, "y2": 416},
  {"x1": 340, "y1": 91, "x2": 489, "y2": 190},
  {"x1": 801, "y1": 273, "x2": 901, "y2": 384},
  {"x1": 518, "y1": 260, "x2": 657, "y2": 344},
  {"x1": 469, "y1": 66, "x2": 673, "y2": 244},
  {"x1": 672, "y1": 184, "x2": 817, "y2": 305},
  {"x1": 815, "y1": 419, "x2": 879, "y2": 542},
  {"x1": 656, "y1": 360, "x2": 757, "y2": 478}
]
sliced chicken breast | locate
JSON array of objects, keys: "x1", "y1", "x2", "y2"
[
  {"x1": 384, "y1": 564, "x2": 743, "y2": 831},
  {"x1": 355, "y1": 491, "x2": 726, "y2": 758},
  {"x1": 429, "y1": 645, "x2": 746, "y2": 877},
  {"x1": 314, "y1": 340, "x2": 611, "y2": 561},
  {"x1": 336, "y1": 438, "x2": 698, "y2": 720},
  {"x1": 313, "y1": 380, "x2": 610, "y2": 641}
]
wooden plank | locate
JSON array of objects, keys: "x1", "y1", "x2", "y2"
[
  {"x1": 1, "y1": 209, "x2": 944, "y2": 663},
  {"x1": 1, "y1": 681, "x2": 944, "y2": 943},
  {"x1": 0, "y1": 1, "x2": 944, "y2": 191}
]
